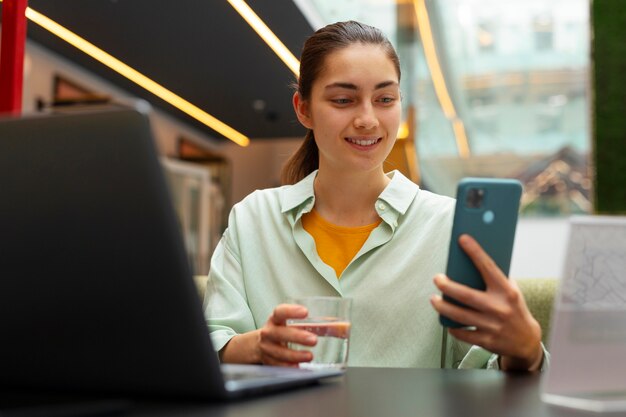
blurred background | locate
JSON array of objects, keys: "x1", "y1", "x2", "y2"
[
  {"x1": 2, "y1": 0, "x2": 620, "y2": 279},
  {"x1": 303, "y1": 0, "x2": 591, "y2": 216}
]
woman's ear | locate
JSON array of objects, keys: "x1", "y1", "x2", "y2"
[{"x1": 293, "y1": 92, "x2": 313, "y2": 129}]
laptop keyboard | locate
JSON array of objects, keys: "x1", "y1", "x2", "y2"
[
  {"x1": 223, "y1": 369, "x2": 273, "y2": 381},
  {"x1": 222, "y1": 365, "x2": 307, "y2": 382}
]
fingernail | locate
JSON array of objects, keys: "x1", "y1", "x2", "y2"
[
  {"x1": 434, "y1": 274, "x2": 446, "y2": 285},
  {"x1": 306, "y1": 334, "x2": 317, "y2": 344}
]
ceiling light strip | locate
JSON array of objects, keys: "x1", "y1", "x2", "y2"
[
  {"x1": 414, "y1": 0, "x2": 470, "y2": 158},
  {"x1": 227, "y1": 0, "x2": 300, "y2": 76},
  {"x1": 23, "y1": 6, "x2": 250, "y2": 147}
]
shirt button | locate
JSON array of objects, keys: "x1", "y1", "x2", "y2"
[
  {"x1": 378, "y1": 203, "x2": 386, "y2": 210},
  {"x1": 393, "y1": 221, "x2": 398, "y2": 227}
]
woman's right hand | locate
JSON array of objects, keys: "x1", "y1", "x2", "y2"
[
  {"x1": 220, "y1": 304, "x2": 317, "y2": 367},
  {"x1": 258, "y1": 304, "x2": 318, "y2": 366}
]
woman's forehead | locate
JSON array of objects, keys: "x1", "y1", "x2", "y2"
[{"x1": 316, "y1": 45, "x2": 399, "y2": 89}]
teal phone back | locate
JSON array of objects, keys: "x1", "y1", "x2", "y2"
[{"x1": 441, "y1": 178, "x2": 523, "y2": 327}]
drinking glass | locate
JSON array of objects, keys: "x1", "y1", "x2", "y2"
[{"x1": 286, "y1": 296, "x2": 352, "y2": 370}]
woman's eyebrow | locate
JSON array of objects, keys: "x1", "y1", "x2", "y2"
[
  {"x1": 324, "y1": 80, "x2": 399, "y2": 91},
  {"x1": 374, "y1": 81, "x2": 398, "y2": 89},
  {"x1": 325, "y1": 82, "x2": 357, "y2": 90}
]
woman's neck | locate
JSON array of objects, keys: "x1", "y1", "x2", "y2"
[{"x1": 313, "y1": 168, "x2": 390, "y2": 227}]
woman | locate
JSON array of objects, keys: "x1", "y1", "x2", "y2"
[{"x1": 205, "y1": 21, "x2": 545, "y2": 370}]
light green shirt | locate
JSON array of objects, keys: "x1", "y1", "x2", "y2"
[{"x1": 204, "y1": 170, "x2": 503, "y2": 368}]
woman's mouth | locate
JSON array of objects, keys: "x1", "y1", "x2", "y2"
[{"x1": 345, "y1": 137, "x2": 382, "y2": 147}]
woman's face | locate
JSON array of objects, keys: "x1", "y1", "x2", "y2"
[{"x1": 295, "y1": 43, "x2": 402, "y2": 176}]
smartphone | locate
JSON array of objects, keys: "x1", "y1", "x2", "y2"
[{"x1": 439, "y1": 178, "x2": 523, "y2": 328}]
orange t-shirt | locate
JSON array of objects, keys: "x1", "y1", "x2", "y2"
[{"x1": 301, "y1": 209, "x2": 381, "y2": 278}]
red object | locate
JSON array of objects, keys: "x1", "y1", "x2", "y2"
[{"x1": 0, "y1": 0, "x2": 28, "y2": 115}]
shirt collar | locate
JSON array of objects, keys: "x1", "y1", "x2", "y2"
[
  {"x1": 377, "y1": 170, "x2": 419, "y2": 215},
  {"x1": 279, "y1": 169, "x2": 419, "y2": 222},
  {"x1": 280, "y1": 170, "x2": 317, "y2": 216}
]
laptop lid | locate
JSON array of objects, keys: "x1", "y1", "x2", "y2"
[
  {"x1": 0, "y1": 108, "x2": 339, "y2": 400},
  {"x1": 541, "y1": 215, "x2": 626, "y2": 412}
]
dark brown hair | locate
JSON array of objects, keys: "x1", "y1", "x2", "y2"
[{"x1": 280, "y1": 21, "x2": 401, "y2": 185}]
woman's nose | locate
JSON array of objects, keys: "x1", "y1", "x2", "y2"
[{"x1": 353, "y1": 104, "x2": 379, "y2": 130}]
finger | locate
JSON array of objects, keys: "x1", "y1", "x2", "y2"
[
  {"x1": 433, "y1": 275, "x2": 522, "y2": 325},
  {"x1": 433, "y1": 274, "x2": 492, "y2": 312},
  {"x1": 261, "y1": 351, "x2": 303, "y2": 368},
  {"x1": 459, "y1": 234, "x2": 508, "y2": 289},
  {"x1": 430, "y1": 294, "x2": 499, "y2": 332},
  {"x1": 259, "y1": 339, "x2": 313, "y2": 365},
  {"x1": 262, "y1": 357, "x2": 300, "y2": 368},
  {"x1": 270, "y1": 304, "x2": 308, "y2": 325},
  {"x1": 504, "y1": 279, "x2": 531, "y2": 309},
  {"x1": 263, "y1": 326, "x2": 318, "y2": 347}
]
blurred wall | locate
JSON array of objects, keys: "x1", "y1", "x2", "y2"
[{"x1": 22, "y1": 40, "x2": 301, "y2": 206}]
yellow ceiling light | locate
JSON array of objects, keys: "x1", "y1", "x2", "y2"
[
  {"x1": 228, "y1": 0, "x2": 300, "y2": 76},
  {"x1": 20, "y1": 5, "x2": 249, "y2": 147},
  {"x1": 452, "y1": 119, "x2": 470, "y2": 156},
  {"x1": 413, "y1": 0, "x2": 470, "y2": 158}
]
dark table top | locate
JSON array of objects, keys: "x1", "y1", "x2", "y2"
[{"x1": 0, "y1": 368, "x2": 616, "y2": 417}]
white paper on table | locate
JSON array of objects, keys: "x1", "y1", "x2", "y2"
[{"x1": 541, "y1": 215, "x2": 626, "y2": 412}]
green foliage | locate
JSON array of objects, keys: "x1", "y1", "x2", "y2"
[{"x1": 593, "y1": 0, "x2": 626, "y2": 213}]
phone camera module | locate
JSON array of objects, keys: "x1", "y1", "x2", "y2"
[{"x1": 465, "y1": 188, "x2": 484, "y2": 209}]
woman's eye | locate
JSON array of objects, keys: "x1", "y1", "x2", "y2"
[
  {"x1": 332, "y1": 98, "x2": 352, "y2": 105},
  {"x1": 378, "y1": 97, "x2": 396, "y2": 104}
]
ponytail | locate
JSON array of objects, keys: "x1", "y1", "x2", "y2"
[{"x1": 280, "y1": 130, "x2": 319, "y2": 185}]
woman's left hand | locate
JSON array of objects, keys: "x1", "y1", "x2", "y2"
[{"x1": 430, "y1": 234, "x2": 544, "y2": 371}]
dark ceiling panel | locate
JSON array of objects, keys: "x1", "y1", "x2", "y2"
[{"x1": 24, "y1": 0, "x2": 314, "y2": 142}]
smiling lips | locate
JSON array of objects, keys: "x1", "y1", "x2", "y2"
[{"x1": 345, "y1": 137, "x2": 382, "y2": 147}]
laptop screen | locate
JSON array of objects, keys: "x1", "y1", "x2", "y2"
[{"x1": 0, "y1": 109, "x2": 225, "y2": 398}]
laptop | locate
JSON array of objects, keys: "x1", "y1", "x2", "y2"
[
  {"x1": 541, "y1": 215, "x2": 626, "y2": 412},
  {"x1": 0, "y1": 108, "x2": 342, "y2": 400}
]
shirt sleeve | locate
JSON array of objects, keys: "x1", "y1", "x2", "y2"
[
  {"x1": 203, "y1": 211, "x2": 257, "y2": 354},
  {"x1": 458, "y1": 343, "x2": 551, "y2": 371}
]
